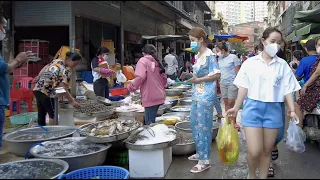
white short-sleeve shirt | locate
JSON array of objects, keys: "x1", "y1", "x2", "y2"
[{"x1": 233, "y1": 53, "x2": 301, "y2": 102}]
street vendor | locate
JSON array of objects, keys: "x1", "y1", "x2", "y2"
[
  {"x1": 0, "y1": 13, "x2": 32, "y2": 150},
  {"x1": 33, "y1": 52, "x2": 82, "y2": 126},
  {"x1": 186, "y1": 27, "x2": 221, "y2": 173},
  {"x1": 91, "y1": 47, "x2": 115, "y2": 98},
  {"x1": 127, "y1": 44, "x2": 167, "y2": 125}
]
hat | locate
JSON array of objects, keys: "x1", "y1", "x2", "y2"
[{"x1": 98, "y1": 58, "x2": 108, "y2": 66}]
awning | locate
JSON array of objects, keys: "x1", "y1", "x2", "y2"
[
  {"x1": 141, "y1": 35, "x2": 188, "y2": 41},
  {"x1": 296, "y1": 24, "x2": 320, "y2": 37},
  {"x1": 300, "y1": 34, "x2": 320, "y2": 44},
  {"x1": 286, "y1": 31, "x2": 296, "y2": 42},
  {"x1": 294, "y1": 5, "x2": 320, "y2": 23}
]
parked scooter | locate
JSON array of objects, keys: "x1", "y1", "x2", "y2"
[{"x1": 303, "y1": 102, "x2": 320, "y2": 144}]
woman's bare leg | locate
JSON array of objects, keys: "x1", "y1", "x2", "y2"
[
  {"x1": 259, "y1": 128, "x2": 278, "y2": 179},
  {"x1": 244, "y1": 127, "x2": 264, "y2": 179},
  {"x1": 294, "y1": 102, "x2": 304, "y2": 128}
]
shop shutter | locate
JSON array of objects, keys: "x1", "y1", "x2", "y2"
[
  {"x1": 14, "y1": 1, "x2": 70, "y2": 26},
  {"x1": 73, "y1": 1, "x2": 120, "y2": 26}
]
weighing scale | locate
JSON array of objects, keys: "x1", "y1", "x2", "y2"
[{"x1": 49, "y1": 87, "x2": 67, "y2": 125}]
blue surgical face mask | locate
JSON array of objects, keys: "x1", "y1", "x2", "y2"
[{"x1": 190, "y1": 41, "x2": 200, "y2": 51}]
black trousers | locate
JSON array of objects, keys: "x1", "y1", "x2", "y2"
[
  {"x1": 93, "y1": 78, "x2": 109, "y2": 98},
  {"x1": 33, "y1": 91, "x2": 55, "y2": 126}
]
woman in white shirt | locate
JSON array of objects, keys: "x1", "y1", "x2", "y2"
[{"x1": 227, "y1": 27, "x2": 301, "y2": 179}]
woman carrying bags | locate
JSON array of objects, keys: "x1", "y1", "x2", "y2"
[
  {"x1": 227, "y1": 27, "x2": 300, "y2": 179},
  {"x1": 186, "y1": 27, "x2": 221, "y2": 173},
  {"x1": 127, "y1": 44, "x2": 167, "y2": 125}
]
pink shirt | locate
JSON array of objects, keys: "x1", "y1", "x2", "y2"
[{"x1": 127, "y1": 55, "x2": 167, "y2": 107}]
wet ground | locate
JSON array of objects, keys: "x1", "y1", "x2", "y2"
[{"x1": 1, "y1": 104, "x2": 320, "y2": 179}]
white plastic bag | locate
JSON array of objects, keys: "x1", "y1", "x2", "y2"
[
  {"x1": 286, "y1": 120, "x2": 306, "y2": 153},
  {"x1": 116, "y1": 70, "x2": 127, "y2": 84}
]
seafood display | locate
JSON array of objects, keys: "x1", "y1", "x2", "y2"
[
  {"x1": 170, "y1": 106, "x2": 191, "y2": 112},
  {"x1": 0, "y1": 160, "x2": 65, "y2": 179},
  {"x1": 12, "y1": 131, "x2": 73, "y2": 141},
  {"x1": 128, "y1": 124, "x2": 177, "y2": 145},
  {"x1": 86, "y1": 119, "x2": 141, "y2": 137},
  {"x1": 32, "y1": 138, "x2": 106, "y2": 157},
  {"x1": 115, "y1": 104, "x2": 144, "y2": 113},
  {"x1": 74, "y1": 100, "x2": 116, "y2": 115}
]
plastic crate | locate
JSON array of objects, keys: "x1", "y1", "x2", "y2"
[
  {"x1": 9, "y1": 112, "x2": 38, "y2": 125},
  {"x1": 110, "y1": 88, "x2": 128, "y2": 96},
  {"x1": 58, "y1": 166, "x2": 129, "y2": 179}
]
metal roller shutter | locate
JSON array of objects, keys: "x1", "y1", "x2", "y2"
[
  {"x1": 14, "y1": 1, "x2": 70, "y2": 26},
  {"x1": 73, "y1": 1, "x2": 120, "y2": 26}
]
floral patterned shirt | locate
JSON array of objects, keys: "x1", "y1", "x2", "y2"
[{"x1": 33, "y1": 59, "x2": 71, "y2": 96}]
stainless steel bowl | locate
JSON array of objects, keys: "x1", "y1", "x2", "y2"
[
  {"x1": 172, "y1": 142, "x2": 196, "y2": 156},
  {"x1": 30, "y1": 137, "x2": 111, "y2": 172},
  {"x1": 169, "y1": 85, "x2": 191, "y2": 91},
  {"x1": 165, "y1": 89, "x2": 183, "y2": 96},
  {"x1": 163, "y1": 101, "x2": 173, "y2": 110},
  {"x1": 3, "y1": 126, "x2": 76, "y2": 157},
  {"x1": 175, "y1": 121, "x2": 220, "y2": 141},
  {"x1": 179, "y1": 98, "x2": 192, "y2": 106},
  {"x1": 165, "y1": 98, "x2": 179, "y2": 107},
  {"x1": 157, "y1": 106, "x2": 166, "y2": 116},
  {"x1": 0, "y1": 158, "x2": 69, "y2": 179},
  {"x1": 162, "y1": 112, "x2": 190, "y2": 121},
  {"x1": 170, "y1": 105, "x2": 191, "y2": 112},
  {"x1": 182, "y1": 92, "x2": 192, "y2": 98}
]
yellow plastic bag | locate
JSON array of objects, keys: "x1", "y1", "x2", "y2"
[{"x1": 216, "y1": 117, "x2": 239, "y2": 165}]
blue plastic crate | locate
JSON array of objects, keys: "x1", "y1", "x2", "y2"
[{"x1": 58, "y1": 166, "x2": 129, "y2": 179}]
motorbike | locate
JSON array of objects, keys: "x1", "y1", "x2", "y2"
[{"x1": 303, "y1": 101, "x2": 320, "y2": 144}]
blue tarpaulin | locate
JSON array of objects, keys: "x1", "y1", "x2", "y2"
[{"x1": 214, "y1": 34, "x2": 237, "y2": 39}]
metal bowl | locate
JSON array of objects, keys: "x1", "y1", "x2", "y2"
[
  {"x1": 169, "y1": 85, "x2": 191, "y2": 91},
  {"x1": 84, "y1": 121, "x2": 143, "y2": 143},
  {"x1": 165, "y1": 98, "x2": 179, "y2": 107},
  {"x1": 172, "y1": 142, "x2": 196, "y2": 156},
  {"x1": 125, "y1": 137, "x2": 179, "y2": 151},
  {"x1": 0, "y1": 158, "x2": 69, "y2": 179},
  {"x1": 3, "y1": 126, "x2": 76, "y2": 157},
  {"x1": 157, "y1": 106, "x2": 166, "y2": 116},
  {"x1": 182, "y1": 92, "x2": 192, "y2": 98},
  {"x1": 163, "y1": 101, "x2": 173, "y2": 110},
  {"x1": 170, "y1": 105, "x2": 191, "y2": 112},
  {"x1": 175, "y1": 121, "x2": 220, "y2": 141},
  {"x1": 179, "y1": 98, "x2": 192, "y2": 106},
  {"x1": 162, "y1": 112, "x2": 190, "y2": 121},
  {"x1": 165, "y1": 89, "x2": 183, "y2": 96},
  {"x1": 30, "y1": 137, "x2": 111, "y2": 172}
]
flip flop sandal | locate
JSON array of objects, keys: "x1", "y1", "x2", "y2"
[
  {"x1": 268, "y1": 167, "x2": 275, "y2": 177},
  {"x1": 188, "y1": 154, "x2": 199, "y2": 161},
  {"x1": 271, "y1": 150, "x2": 279, "y2": 161},
  {"x1": 190, "y1": 164, "x2": 211, "y2": 173}
]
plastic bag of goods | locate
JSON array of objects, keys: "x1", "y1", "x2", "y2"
[
  {"x1": 286, "y1": 120, "x2": 306, "y2": 153},
  {"x1": 116, "y1": 70, "x2": 127, "y2": 84},
  {"x1": 216, "y1": 117, "x2": 239, "y2": 165}
]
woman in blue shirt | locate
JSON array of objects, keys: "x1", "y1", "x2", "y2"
[{"x1": 186, "y1": 27, "x2": 221, "y2": 173}]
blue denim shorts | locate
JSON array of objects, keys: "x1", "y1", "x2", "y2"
[{"x1": 241, "y1": 98, "x2": 284, "y2": 129}]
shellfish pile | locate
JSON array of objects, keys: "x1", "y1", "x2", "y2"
[
  {"x1": 87, "y1": 119, "x2": 141, "y2": 137},
  {"x1": 74, "y1": 100, "x2": 116, "y2": 114}
]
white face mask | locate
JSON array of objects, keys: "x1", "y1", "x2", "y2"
[
  {"x1": 0, "y1": 30, "x2": 6, "y2": 41},
  {"x1": 217, "y1": 52, "x2": 223, "y2": 58},
  {"x1": 264, "y1": 42, "x2": 280, "y2": 57},
  {"x1": 317, "y1": 47, "x2": 320, "y2": 54}
]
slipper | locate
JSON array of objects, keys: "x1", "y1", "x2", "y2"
[
  {"x1": 215, "y1": 114, "x2": 224, "y2": 119},
  {"x1": 188, "y1": 154, "x2": 199, "y2": 161},
  {"x1": 271, "y1": 150, "x2": 279, "y2": 161},
  {"x1": 190, "y1": 164, "x2": 211, "y2": 173},
  {"x1": 268, "y1": 167, "x2": 275, "y2": 177}
]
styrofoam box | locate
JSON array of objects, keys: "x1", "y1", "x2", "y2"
[{"x1": 129, "y1": 147, "x2": 172, "y2": 178}]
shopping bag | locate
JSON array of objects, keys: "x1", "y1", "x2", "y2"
[
  {"x1": 116, "y1": 70, "x2": 127, "y2": 84},
  {"x1": 216, "y1": 117, "x2": 239, "y2": 165},
  {"x1": 286, "y1": 120, "x2": 306, "y2": 153}
]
